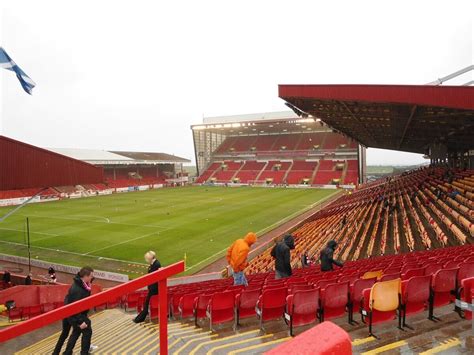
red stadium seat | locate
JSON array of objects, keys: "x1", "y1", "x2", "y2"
[
  {"x1": 8, "y1": 308, "x2": 23, "y2": 322},
  {"x1": 193, "y1": 294, "x2": 212, "y2": 326},
  {"x1": 178, "y1": 293, "x2": 199, "y2": 319},
  {"x1": 235, "y1": 289, "x2": 261, "y2": 327},
  {"x1": 106, "y1": 297, "x2": 121, "y2": 309},
  {"x1": 24, "y1": 305, "x2": 43, "y2": 319},
  {"x1": 383, "y1": 267, "x2": 401, "y2": 275},
  {"x1": 149, "y1": 295, "x2": 159, "y2": 321},
  {"x1": 284, "y1": 289, "x2": 320, "y2": 336},
  {"x1": 401, "y1": 268, "x2": 425, "y2": 281},
  {"x1": 459, "y1": 277, "x2": 474, "y2": 320},
  {"x1": 429, "y1": 268, "x2": 458, "y2": 320},
  {"x1": 401, "y1": 275, "x2": 431, "y2": 328},
  {"x1": 320, "y1": 282, "x2": 349, "y2": 322},
  {"x1": 349, "y1": 277, "x2": 377, "y2": 324},
  {"x1": 206, "y1": 291, "x2": 235, "y2": 331},
  {"x1": 287, "y1": 277, "x2": 307, "y2": 285},
  {"x1": 339, "y1": 274, "x2": 359, "y2": 285},
  {"x1": 41, "y1": 303, "x2": 55, "y2": 313},
  {"x1": 235, "y1": 289, "x2": 260, "y2": 328},
  {"x1": 289, "y1": 284, "x2": 314, "y2": 294},
  {"x1": 401, "y1": 263, "x2": 420, "y2": 274},
  {"x1": 457, "y1": 262, "x2": 474, "y2": 288},
  {"x1": 256, "y1": 287, "x2": 287, "y2": 331},
  {"x1": 424, "y1": 263, "x2": 443, "y2": 276},
  {"x1": 170, "y1": 292, "x2": 185, "y2": 317},
  {"x1": 380, "y1": 273, "x2": 400, "y2": 282},
  {"x1": 444, "y1": 260, "x2": 461, "y2": 269},
  {"x1": 226, "y1": 285, "x2": 245, "y2": 298},
  {"x1": 314, "y1": 278, "x2": 339, "y2": 290}
]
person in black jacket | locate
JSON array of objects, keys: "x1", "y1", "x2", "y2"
[
  {"x1": 60, "y1": 266, "x2": 94, "y2": 355},
  {"x1": 320, "y1": 240, "x2": 343, "y2": 272},
  {"x1": 24, "y1": 273, "x2": 32, "y2": 285},
  {"x1": 2, "y1": 270, "x2": 11, "y2": 284},
  {"x1": 133, "y1": 251, "x2": 161, "y2": 323},
  {"x1": 271, "y1": 234, "x2": 295, "y2": 279},
  {"x1": 53, "y1": 268, "x2": 97, "y2": 355}
]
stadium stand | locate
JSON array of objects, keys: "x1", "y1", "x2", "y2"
[
  {"x1": 0, "y1": 142, "x2": 190, "y2": 206},
  {"x1": 247, "y1": 166, "x2": 473, "y2": 274},
  {"x1": 192, "y1": 112, "x2": 362, "y2": 186},
  {"x1": 0, "y1": 136, "x2": 103, "y2": 191}
]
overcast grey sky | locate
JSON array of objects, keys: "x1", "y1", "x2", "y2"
[{"x1": 1, "y1": 1, "x2": 472, "y2": 165}]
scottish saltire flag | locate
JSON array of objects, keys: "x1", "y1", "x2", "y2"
[{"x1": 0, "y1": 47, "x2": 36, "y2": 95}]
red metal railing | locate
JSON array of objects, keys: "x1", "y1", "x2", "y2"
[{"x1": 0, "y1": 261, "x2": 185, "y2": 355}]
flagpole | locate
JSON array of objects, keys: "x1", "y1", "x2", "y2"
[{"x1": 26, "y1": 217, "x2": 31, "y2": 273}]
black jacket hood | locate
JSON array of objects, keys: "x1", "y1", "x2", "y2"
[
  {"x1": 327, "y1": 240, "x2": 338, "y2": 249},
  {"x1": 284, "y1": 234, "x2": 295, "y2": 249}
]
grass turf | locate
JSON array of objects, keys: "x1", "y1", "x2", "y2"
[{"x1": 0, "y1": 186, "x2": 336, "y2": 277}]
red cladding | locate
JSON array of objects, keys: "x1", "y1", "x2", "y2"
[{"x1": 0, "y1": 135, "x2": 104, "y2": 190}]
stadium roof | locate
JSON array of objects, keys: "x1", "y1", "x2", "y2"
[
  {"x1": 47, "y1": 148, "x2": 190, "y2": 165},
  {"x1": 192, "y1": 111, "x2": 331, "y2": 135},
  {"x1": 279, "y1": 84, "x2": 474, "y2": 154},
  {"x1": 110, "y1": 151, "x2": 189, "y2": 163},
  {"x1": 202, "y1": 111, "x2": 299, "y2": 124}
]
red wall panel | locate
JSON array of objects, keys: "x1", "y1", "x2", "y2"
[{"x1": 0, "y1": 135, "x2": 104, "y2": 190}]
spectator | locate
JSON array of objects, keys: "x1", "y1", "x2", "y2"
[
  {"x1": 450, "y1": 189, "x2": 460, "y2": 199},
  {"x1": 320, "y1": 240, "x2": 343, "y2": 272},
  {"x1": 341, "y1": 215, "x2": 347, "y2": 228},
  {"x1": 61, "y1": 266, "x2": 96, "y2": 355},
  {"x1": 133, "y1": 251, "x2": 161, "y2": 323},
  {"x1": 301, "y1": 250, "x2": 310, "y2": 268},
  {"x1": 271, "y1": 234, "x2": 295, "y2": 279},
  {"x1": 48, "y1": 267, "x2": 57, "y2": 283},
  {"x1": 24, "y1": 273, "x2": 32, "y2": 285},
  {"x1": 226, "y1": 232, "x2": 257, "y2": 286},
  {"x1": 2, "y1": 270, "x2": 11, "y2": 284},
  {"x1": 53, "y1": 268, "x2": 98, "y2": 355}
]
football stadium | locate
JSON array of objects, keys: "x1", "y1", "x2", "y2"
[{"x1": 1, "y1": 3, "x2": 474, "y2": 355}]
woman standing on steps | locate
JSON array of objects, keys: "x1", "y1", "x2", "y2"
[{"x1": 133, "y1": 251, "x2": 161, "y2": 323}]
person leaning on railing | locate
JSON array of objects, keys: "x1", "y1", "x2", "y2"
[{"x1": 133, "y1": 251, "x2": 161, "y2": 323}]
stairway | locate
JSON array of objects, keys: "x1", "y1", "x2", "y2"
[
  {"x1": 14, "y1": 305, "x2": 472, "y2": 354},
  {"x1": 13, "y1": 309, "x2": 290, "y2": 355},
  {"x1": 254, "y1": 161, "x2": 269, "y2": 183},
  {"x1": 310, "y1": 162, "x2": 320, "y2": 184},
  {"x1": 281, "y1": 161, "x2": 294, "y2": 184}
]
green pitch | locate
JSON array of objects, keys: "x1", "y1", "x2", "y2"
[{"x1": 0, "y1": 186, "x2": 336, "y2": 277}]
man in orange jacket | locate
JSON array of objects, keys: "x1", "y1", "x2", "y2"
[{"x1": 226, "y1": 232, "x2": 257, "y2": 286}]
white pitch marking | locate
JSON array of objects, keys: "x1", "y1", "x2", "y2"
[
  {"x1": 0, "y1": 227, "x2": 58, "y2": 237},
  {"x1": 83, "y1": 229, "x2": 170, "y2": 255},
  {"x1": 0, "y1": 239, "x2": 147, "y2": 266},
  {"x1": 18, "y1": 213, "x2": 169, "y2": 229}
]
